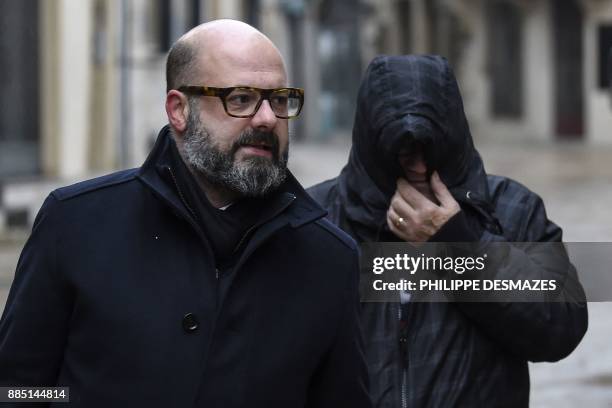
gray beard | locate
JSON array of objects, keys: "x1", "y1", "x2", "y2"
[{"x1": 180, "y1": 103, "x2": 288, "y2": 197}]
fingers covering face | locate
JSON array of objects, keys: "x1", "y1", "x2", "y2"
[
  {"x1": 387, "y1": 173, "x2": 460, "y2": 242},
  {"x1": 396, "y1": 178, "x2": 434, "y2": 209},
  {"x1": 430, "y1": 172, "x2": 456, "y2": 209}
]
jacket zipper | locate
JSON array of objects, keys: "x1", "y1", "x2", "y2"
[
  {"x1": 402, "y1": 370, "x2": 407, "y2": 408},
  {"x1": 398, "y1": 303, "x2": 408, "y2": 408},
  {"x1": 383, "y1": 215, "x2": 408, "y2": 408}
]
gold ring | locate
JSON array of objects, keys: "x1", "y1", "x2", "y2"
[{"x1": 396, "y1": 217, "x2": 406, "y2": 228}]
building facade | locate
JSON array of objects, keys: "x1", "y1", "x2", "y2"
[{"x1": 357, "y1": 0, "x2": 612, "y2": 143}]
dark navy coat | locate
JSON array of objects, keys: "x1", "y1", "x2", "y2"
[{"x1": 0, "y1": 128, "x2": 371, "y2": 407}]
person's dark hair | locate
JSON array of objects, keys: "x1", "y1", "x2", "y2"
[{"x1": 166, "y1": 40, "x2": 198, "y2": 93}]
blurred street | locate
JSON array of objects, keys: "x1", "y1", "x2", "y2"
[{"x1": 1, "y1": 139, "x2": 612, "y2": 406}]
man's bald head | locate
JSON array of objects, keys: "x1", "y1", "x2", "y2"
[{"x1": 165, "y1": 19, "x2": 286, "y2": 92}]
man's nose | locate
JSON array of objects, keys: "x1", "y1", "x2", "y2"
[{"x1": 250, "y1": 99, "x2": 278, "y2": 130}]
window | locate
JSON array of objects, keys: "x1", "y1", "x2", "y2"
[
  {"x1": 190, "y1": 0, "x2": 202, "y2": 29},
  {"x1": 157, "y1": 0, "x2": 172, "y2": 52},
  {"x1": 598, "y1": 25, "x2": 612, "y2": 89},
  {"x1": 553, "y1": 0, "x2": 583, "y2": 137},
  {"x1": 156, "y1": 0, "x2": 204, "y2": 52},
  {"x1": 486, "y1": 0, "x2": 523, "y2": 118},
  {"x1": 397, "y1": 0, "x2": 412, "y2": 53},
  {"x1": 318, "y1": 0, "x2": 362, "y2": 137},
  {"x1": 0, "y1": 0, "x2": 40, "y2": 175},
  {"x1": 243, "y1": 0, "x2": 260, "y2": 28}
]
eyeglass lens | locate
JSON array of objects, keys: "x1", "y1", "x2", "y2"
[{"x1": 225, "y1": 88, "x2": 301, "y2": 117}]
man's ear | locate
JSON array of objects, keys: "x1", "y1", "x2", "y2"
[{"x1": 165, "y1": 90, "x2": 190, "y2": 134}]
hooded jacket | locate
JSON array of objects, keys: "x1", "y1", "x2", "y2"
[
  {"x1": 0, "y1": 126, "x2": 372, "y2": 408},
  {"x1": 308, "y1": 55, "x2": 587, "y2": 407}
]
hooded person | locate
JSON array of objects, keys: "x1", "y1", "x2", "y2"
[{"x1": 307, "y1": 55, "x2": 588, "y2": 407}]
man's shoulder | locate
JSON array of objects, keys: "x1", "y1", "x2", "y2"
[
  {"x1": 486, "y1": 174, "x2": 558, "y2": 240},
  {"x1": 306, "y1": 177, "x2": 339, "y2": 206},
  {"x1": 309, "y1": 217, "x2": 358, "y2": 253},
  {"x1": 304, "y1": 178, "x2": 355, "y2": 252},
  {"x1": 487, "y1": 174, "x2": 544, "y2": 209},
  {"x1": 51, "y1": 168, "x2": 140, "y2": 202}
]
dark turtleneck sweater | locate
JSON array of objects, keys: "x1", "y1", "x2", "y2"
[{"x1": 166, "y1": 138, "x2": 270, "y2": 273}]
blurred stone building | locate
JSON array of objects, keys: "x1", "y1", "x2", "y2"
[
  {"x1": 1, "y1": 0, "x2": 612, "y2": 230},
  {"x1": 0, "y1": 0, "x2": 291, "y2": 229}
]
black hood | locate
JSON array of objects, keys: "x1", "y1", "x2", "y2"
[{"x1": 337, "y1": 54, "x2": 492, "y2": 231}]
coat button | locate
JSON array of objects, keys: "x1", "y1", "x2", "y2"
[{"x1": 182, "y1": 313, "x2": 199, "y2": 332}]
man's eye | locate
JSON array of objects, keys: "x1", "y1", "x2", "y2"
[
  {"x1": 227, "y1": 94, "x2": 255, "y2": 105},
  {"x1": 271, "y1": 95, "x2": 288, "y2": 106}
]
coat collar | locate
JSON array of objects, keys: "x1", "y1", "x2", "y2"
[{"x1": 137, "y1": 125, "x2": 327, "y2": 229}]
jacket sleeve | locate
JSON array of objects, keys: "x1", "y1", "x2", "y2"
[
  {"x1": 305, "y1": 250, "x2": 372, "y2": 408},
  {"x1": 0, "y1": 194, "x2": 73, "y2": 391},
  {"x1": 442, "y1": 194, "x2": 588, "y2": 363}
]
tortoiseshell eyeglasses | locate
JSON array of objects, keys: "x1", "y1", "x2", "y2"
[{"x1": 177, "y1": 86, "x2": 304, "y2": 119}]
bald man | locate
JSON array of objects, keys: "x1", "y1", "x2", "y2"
[{"x1": 0, "y1": 20, "x2": 371, "y2": 408}]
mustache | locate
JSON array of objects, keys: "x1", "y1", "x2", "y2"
[{"x1": 231, "y1": 129, "x2": 281, "y2": 161}]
